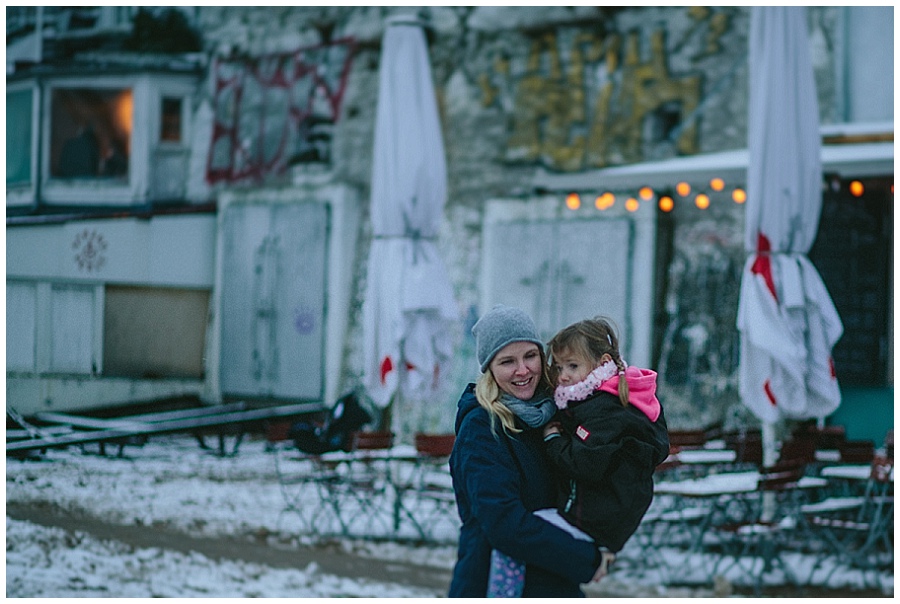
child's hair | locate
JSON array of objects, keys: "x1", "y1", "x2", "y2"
[
  {"x1": 475, "y1": 347, "x2": 553, "y2": 436},
  {"x1": 548, "y1": 316, "x2": 629, "y2": 407}
]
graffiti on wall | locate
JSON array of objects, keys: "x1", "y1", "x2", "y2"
[
  {"x1": 206, "y1": 39, "x2": 356, "y2": 184},
  {"x1": 480, "y1": 8, "x2": 733, "y2": 172}
]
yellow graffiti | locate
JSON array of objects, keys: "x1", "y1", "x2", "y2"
[
  {"x1": 485, "y1": 10, "x2": 725, "y2": 172},
  {"x1": 706, "y1": 12, "x2": 730, "y2": 55},
  {"x1": 587, "y1": 29, "x2": 701, "y2": 167},
  {"x1": 689, "y1": 6, "x2": 730, "y2": 57}
]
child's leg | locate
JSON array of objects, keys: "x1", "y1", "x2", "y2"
[
  {"x1": 487, "y1": 548, "x2": 525, "y2": 598},
  {"x1": 533, "y1": 509, "x2": 616, "y2": 580},
  {"x1": 533, "y1": 508, "x2": 593, "y2": 541}
]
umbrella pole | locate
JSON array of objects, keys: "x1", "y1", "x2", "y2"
[
  {"x1": 389, "y1": 373, "x2": 404, "y2": 443},
  {"x1": 381, "y1": 402, "x2": 393, "y2": 433},
  {"x1": 761, "y1": 421, "x2": 777, "y2": 521}
]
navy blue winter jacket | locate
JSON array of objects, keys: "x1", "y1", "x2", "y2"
[{"x1": 448, "y1": 384, "x2": 600, "y2": 597}]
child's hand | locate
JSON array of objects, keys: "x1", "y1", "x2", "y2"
[
  {"x1": 543, "y1": 422, "x2": 562, "y2": 438},
  {"x1": 591, "y1": 551, "x2": 616, "y2": 582}
]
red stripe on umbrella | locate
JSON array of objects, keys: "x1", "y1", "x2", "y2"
[
  {"x1": 763, "y1": 379, "x2": 778, "y2": 407},
  {"x1": 380, "y1": 356, "x2": 394, "y2": 385},
  {"x1": 751, "y1": 232, "x2": 778, "y2": 302}
]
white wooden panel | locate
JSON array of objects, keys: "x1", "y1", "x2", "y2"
[
  {"x1": 7, "y1": 214, "x2": 216, "y2": 287},
  {"x1": 49, "y1": 284, "x2": 95, "y2": 374},
  {"x1": 220, "y1": 203, "x2": 268, "y2": 396},
  {"x1": 220, "y1": 201, "x2": 327, "y2": 400},
  {"x1": 485, "y1": 218, "x2": 637, "y2": 360},
  {"x1": 7, "y1": 281, "x2": 37, "y2": 371},
  {"x1": 269, "y1": 203, "x2": 328, "y2": 398},
  {"x1": 554, "y1": 219, "x2": 633, "y2": 345},
  {"x1": 150, "y1": 148, "x2": 188, "y2": 200},
  {"x1": 485, "y1": 221, "x2": 553, "y2": 341}
]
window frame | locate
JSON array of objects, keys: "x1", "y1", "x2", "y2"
[
  {"x1": 30, "y1": 72, "x2": 196, "y2": 208},
  {"x1": 40, "y1": 75, "x2": 141, "y2": 206}
]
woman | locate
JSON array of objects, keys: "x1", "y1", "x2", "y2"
[{"x1": 448, "y1": 305, "x2": 606, "y2": 597}]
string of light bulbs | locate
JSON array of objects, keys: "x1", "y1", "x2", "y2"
[{"x1": 562, "y1": 176, "x2": 873, "y2": 213}]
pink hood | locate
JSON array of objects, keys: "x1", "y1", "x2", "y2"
[{"x1": 598, "y1": 366, "x2": 661, "y2": 422}]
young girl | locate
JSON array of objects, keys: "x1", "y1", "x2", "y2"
[
  {"x1": 451, "y1": 305, "x2": 608, "y2": 598},
  {"x1": 487, "y1": 316, "x2": 669, "y2": 597}
]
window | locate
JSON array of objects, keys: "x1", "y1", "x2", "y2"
[
  {"x1": 810, "y1": 176, "x2": 893, "y2": 385},
  {"x1": 103, "y1": 285, "x2": 209, "y2": 379},
  {"x1": 6, "y1": 89, "x2": 33, "y2": 186},
  {"x1": 50, "y1": 87, "x2": 133, "y2": 180},
  {"x1": 160, "y1": 97, "x2": 182, "y2": 142}
]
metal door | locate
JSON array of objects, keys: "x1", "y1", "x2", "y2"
[{"x1": 220, "y1": 201, "x2": 328, "y2": 400}]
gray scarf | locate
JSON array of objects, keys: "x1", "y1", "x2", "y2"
[{"x1": 499, "y1": 389, "x2": 557, "y2": 428}]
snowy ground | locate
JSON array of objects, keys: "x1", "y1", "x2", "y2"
[{"x1": 5, "y1": 433, "x2": 894, "y2": 598}]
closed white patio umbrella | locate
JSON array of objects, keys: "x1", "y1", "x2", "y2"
[
  {"x1": 362, "y1": 16, "x2": 458, "y2": 438},
  {"x1": 737, "y1": 7, "x2": 843, "y2": 468}
]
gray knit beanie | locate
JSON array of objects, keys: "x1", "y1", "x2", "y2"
[{"x1": 472, "y1": 305, "x2": 544, "y2": 372}]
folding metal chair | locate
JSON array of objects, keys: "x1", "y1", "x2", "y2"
[
  {"x1": 710, "y1": 461, "x2": 812, "y2": 594},
  {"x1": 801, "y1": 455, "x2": 893, "y2": 588},
  {"x1": 302, "y1": 431, "x2": 397, "y2": 539},
  {"x1": 338, "y1": 431, "x2": 397, "y2": 537},
  {"x1": 272, "y1": 445, "x2": 332, "y2": 535},
  {"x1": 628, "y1": 493, "x2": 714, "y2": 583},
  {"x1": 391, "y1": 433, "x2": 459, "y2": 543}
]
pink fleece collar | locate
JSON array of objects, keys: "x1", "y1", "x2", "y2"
[
  {"x1": 554, "y1": 364, "x2": 661, "y2": 422},
  {"x1": 554, "y1": 361, "x2": 619, "y2": 409}
]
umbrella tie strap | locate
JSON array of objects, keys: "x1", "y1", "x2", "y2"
[{"x1": 373, "y1": 222, "x2": 436, "y2": 264}]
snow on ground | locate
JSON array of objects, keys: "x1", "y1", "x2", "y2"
[
  {"x1": 7, "y1": 434, "x2": 456, "y2": 598},
  {"x1": 6, "y1": 518, "x2": 435, "y2": 598},
  {"x1": 5, "y1": 433, "x2": 894, "y2": 598}
]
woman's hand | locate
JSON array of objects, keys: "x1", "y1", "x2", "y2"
[{"x1": 543, "y1": 421, "x2": 562, "y2": 438}]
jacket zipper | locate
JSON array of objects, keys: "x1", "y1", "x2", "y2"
[{"x1": 564, "y1": 479, "x2": 576, "y2": 514}]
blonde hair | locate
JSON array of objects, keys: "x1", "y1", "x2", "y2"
[
  {"x1": 475, "y1": 345, "x2": 553, "y2": 436},
  {"x1": 548, "y1": 316, "x2": 630, "y2": 407}
]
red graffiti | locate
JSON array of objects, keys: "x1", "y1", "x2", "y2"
[{"x1": 206, "y1": 38, "x2": 356, "y2": 184}]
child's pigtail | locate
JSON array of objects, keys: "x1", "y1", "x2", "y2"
[{"x1": 614, "y1": 356, "x2": 629, "y2": 407}]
